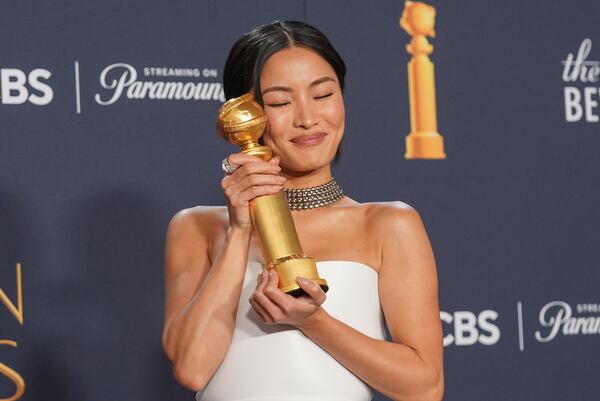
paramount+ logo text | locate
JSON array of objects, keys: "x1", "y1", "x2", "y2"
[
  {"x1": 535, "y1": 301, "x2": 600, "y2": 343},
  {"x1": 0, "y1": 68, "x2": 53, "y2": 105},
  {"x1": 440, "y1": 309, "x2": 500, "y2": 347},
  {"x1": 94, "y1": 63, "x2": 224, "y2": 105}
]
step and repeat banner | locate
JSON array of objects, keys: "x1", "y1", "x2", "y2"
[{"x1": 1, "y1": 1, "x2": 599, "y2": 400}]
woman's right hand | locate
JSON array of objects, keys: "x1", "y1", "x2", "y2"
[{"x1": 220, "y1": 153, "x2": 286, "y2": 230}]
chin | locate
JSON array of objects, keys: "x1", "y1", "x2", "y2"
[
  {"x1": 275, "y1": 142, "x2": 339, "y2": 173},
  {"x1": 282, "y1": 156, "x2": 332, "y2": 173}
]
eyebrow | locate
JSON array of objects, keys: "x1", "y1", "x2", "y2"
[{"x1": 261, "y1": 76, "x2": 336, "y2": 95}]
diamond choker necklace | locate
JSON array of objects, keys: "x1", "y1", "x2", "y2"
[{"x1": 284, "y1": 178, "x2": 344, "y2": 211}]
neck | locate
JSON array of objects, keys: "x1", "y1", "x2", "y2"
[{"x1": 280, "y1": 164, "x2": 333, "y2": 189}]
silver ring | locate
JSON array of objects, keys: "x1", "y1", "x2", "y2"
[{"x1": 221, "y1": 157, "x2": 238, "y2": 174}]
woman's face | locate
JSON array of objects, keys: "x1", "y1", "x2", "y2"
[{"x1": 259, "y1": 46, "x2": 345, "y2": 173}]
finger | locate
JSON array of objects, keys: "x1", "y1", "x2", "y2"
[
  {"x1": 224, "y1": 172, "x2": 285, "y2": 193},
  {"x1": 224, "y1": 163, "x2": 281, "y2": 191},
  {"x1": 227, "y1": 153, "x2": 280, "y2": 170},
  {"x1": 249, "y1": 297, "x2": 274, "y2": 324},
  {"x1": 235, "y1": 161, "x2": 281, "y2": 179},
  {"x1": 262, "y1": 270, "x2": 293, "y2": 312},
  {"x1": 253, "y1": 271, "x2": 285, "y2": 320},
  {"x1": 296, "y1": 277, "x2": 327, "y2": 305},
  {"x1": 233, "y1": 184, "x2": 284, "y2": 205},
  {"x1": 224, "y1": 155, "x2": 278, "y2": 184},
  {"x1": 239, "y1": 174, "x2": 287, "y2": 189},
  {"x1": 222, "y1": 153, "x2": 255, "y2": 177},
  {"x1": 256, "y1": 268, "x2": 269, "y2": 291},
  {"x1": 225, "y1": 172, "x2": 285, "y2": 207},
  {"x1": 252, "y1": 293, "x2": 284, "y2": 322},
  {"x1": 228, "y1": 152, "x2": 263, "y2": 167}
]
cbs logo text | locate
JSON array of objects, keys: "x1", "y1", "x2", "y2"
[
  {"x1": 0, "y1": 68, "x2": 53, "y2": 105},
  {"x1": 441, "y1": 310, "x2": 500, "y2": 346}
]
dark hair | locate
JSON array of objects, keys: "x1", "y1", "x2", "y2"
[
  {"x1": 223, "y1": 20, "x2": 346, "y2": 102},
  {"x1": 222, "y1": 20, "x2": 346, "y2": 162}
]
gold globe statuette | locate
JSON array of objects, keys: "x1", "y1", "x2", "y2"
[{"x1": 216, "y1": 93, "x2": 329, "y2": 297}]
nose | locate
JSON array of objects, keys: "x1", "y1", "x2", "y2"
[{"x1": 293, "y1": 95, "x2": 319, "y2": 129}]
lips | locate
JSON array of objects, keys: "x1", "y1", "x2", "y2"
[{"x1": 290, "y1": 132, "x2": 327, "y2": 146}]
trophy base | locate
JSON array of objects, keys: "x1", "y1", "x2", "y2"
[
  {"x1": 285, "y1": 279, "x2": 329, "y2": 298},
  {"x1": 405, "y1": 132, "x2": 446, "y2": 159},
  {"x1": 272, "y1": 256, "x2": 329, "y2": 298}
]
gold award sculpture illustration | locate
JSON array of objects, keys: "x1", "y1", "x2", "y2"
[
  {"x1": 217, "y1": 93, "x2": 329, "y2": 296},
  {"x1": 401, "y1": 1, "x2": 446, "y2": 159}
]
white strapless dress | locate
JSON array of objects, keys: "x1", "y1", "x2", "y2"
[{"x1": 197, "y1": 260, "x2": 386, "y2": 401}]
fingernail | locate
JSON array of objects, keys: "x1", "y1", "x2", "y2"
[
  {"x1": 297, "y1": 276, "x2": 308, "y2": 284},
  {"x1": 269, "y1": 270, "x2": 275, "y2": 277},
  {"x1": 277, "y1": 176, "x2": 286, "y2": 181}
]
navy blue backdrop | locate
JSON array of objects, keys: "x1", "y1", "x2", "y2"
[{"x1": 1, "y1": 1, "x2": 599, "y2": 400}]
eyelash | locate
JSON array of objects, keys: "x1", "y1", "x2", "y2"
[
  {"x1": 315, "y1": 92, "x2": 333, "y2": 100},
  {"x1": 266, "y1": 93, "x2": 333, "y2": 108},
  {"x1": 267, "y1": 102, "x2": 290, "y2": 108}
]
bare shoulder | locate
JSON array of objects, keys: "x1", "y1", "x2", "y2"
[
  {"x1": 164, "y1": 206, "x2": 230, "y2": 279},
  {"x1": 168, "y1": 205, "x2": 228, "y2": 228},
  {"x1": 166, "y1": 206, "x2": 229, "y2": 246},
  {"x1": 360, "y1": 201, "x2": 424, "y2": 233},
  {"x1": 359, "y1": 201, "x2": 430, "y2": 270},
  {"x1": 327, "y1": 200, "x2": 428, "y2": 272}
]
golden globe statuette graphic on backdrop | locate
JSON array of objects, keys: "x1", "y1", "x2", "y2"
[
  {"x1": 0, "y1": 263, "x2": 25, "y2": 401},
  {"x1": 216, "y1": 93, "x2": 329, "y2": 296},
  {"x1": 400, "y1": 1, "x2": 446, "y2": 159}
]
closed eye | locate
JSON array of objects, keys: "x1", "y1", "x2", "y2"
[
  {"x1": 315, "y1": 93, "x2": 333, "y2": 100},
  {"x1": 266, "y1": 102, "x2": 290, "y2": 107}
]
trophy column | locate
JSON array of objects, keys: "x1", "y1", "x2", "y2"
[{"x1": 216, "y1": 93, "x2": 329, "y2": 297}]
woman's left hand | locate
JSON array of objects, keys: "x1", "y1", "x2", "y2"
[{"x1": 249, "y1": 270, "x2": 326, "y2": 327}]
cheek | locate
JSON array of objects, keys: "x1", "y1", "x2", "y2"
[
  {"x1": 263, "y1": 110, "x2": 291, "y2": 145},
  {"x1": 324, "y1": 99, "x2": 345, "y2": 129}
]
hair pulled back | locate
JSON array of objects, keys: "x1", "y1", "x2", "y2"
[{"x1": 223, "y1": 20, "x2": 346, "y2": 103}]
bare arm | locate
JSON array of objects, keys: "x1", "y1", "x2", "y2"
[
  {"x1": 162, "y1": 209, "x2": 252, "y2": 391},
  {"x1": 162, "y1": 153, "x2": 284, "y2": 391}
]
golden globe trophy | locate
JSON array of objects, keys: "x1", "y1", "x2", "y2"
[
  {"x1": 400, "y1": 1, "x2": 446, "y2": 159},
  {"x1": 216, "y1": 93, "x2": 329, "y2": 297}
]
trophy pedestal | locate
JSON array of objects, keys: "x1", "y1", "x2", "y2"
[
  {"x1": 272, "y1": 256, "x2": 329, "y2": 297},
  {"x1": 405, "y1": 131, "x2": 446, "y2": 159}
]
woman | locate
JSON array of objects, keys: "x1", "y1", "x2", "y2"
[{"x1": 162, "y1": 20, "x2": 444, "y2": 401}]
